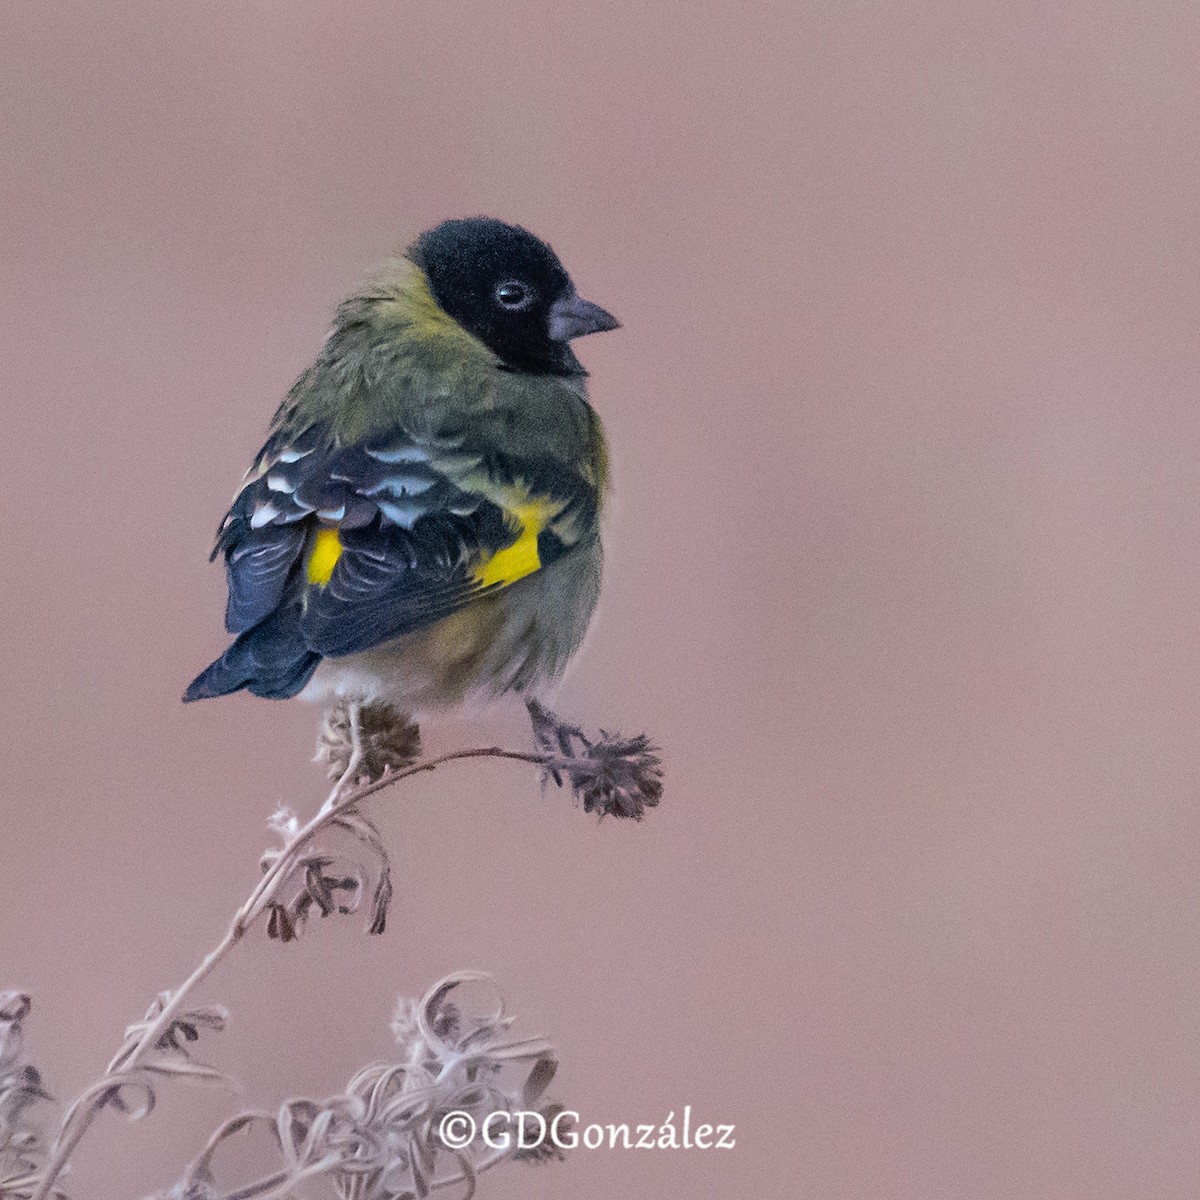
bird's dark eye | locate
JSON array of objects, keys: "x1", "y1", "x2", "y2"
[{"x1": 494, "y1": 280, "x2": 533, "y2": 310}]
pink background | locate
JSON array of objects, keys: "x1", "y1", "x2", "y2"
[{"x1": 3, "y1": 2, "x2": 1200, "y2": 1196}]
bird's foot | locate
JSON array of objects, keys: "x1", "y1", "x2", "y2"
[{"x1": 526, "y1": 697, "x2": 592, "y2": 786}]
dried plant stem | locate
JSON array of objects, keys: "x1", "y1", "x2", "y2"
[
  {"x1": 30, "y1": 745, "x2": 547, "y2": 1200},
  {"x1": 223, "y1": 1145, "x2": 509, "y2": 1200},
  {"x1": 223, "y1": 1154, "x2": 343, "y2": 1200}
]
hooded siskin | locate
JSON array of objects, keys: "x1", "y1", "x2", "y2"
[{"x1": 184, "y1": 218, "x2": 619, "y2": 714}]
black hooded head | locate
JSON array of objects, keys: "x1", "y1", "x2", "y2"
[{"x1": 408, "y1": 217, "x2": 619, "y2": 376}]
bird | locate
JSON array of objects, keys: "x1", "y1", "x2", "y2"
[{"x1": 183, "y1": 216, "x2": 620, "y2": 772}]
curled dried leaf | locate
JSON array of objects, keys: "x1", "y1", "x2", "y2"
[
  {"x1": 301, "y1": 856, "x2": 359, "y2": 918},
  {"x1": 266, "y1": 903, "x2": 297, "y2": 943},
  {"x1": 123, "y1": 997, "x2": 230, "y2": 1060},
  {"x1": 0, "y1": 992, "x2": 55, "y2": 1192},
  {"x1": 0, "y1": 992, "x2": 30, "y2": 1075},
  {"x1": 368, "y1": 862, "x2": 393, "y2": 936},
  {"x1": 521, "y1": 1057, "x2": 557, "y2": 1106},
  {"x1": 265, "y1": 853, "x2": 371, "y2": 941},
  {"x1": 155, "y1": 973, "x2": 566, "y2": 1200},
  {"x1": 0, "y1": 994, "x2": 31, "y2": 1026},
  {"x1": 260, "y1": 803, "x2": 394, "y2": 944}
]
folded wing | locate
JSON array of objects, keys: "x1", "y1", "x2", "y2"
[{"x1": 184, "y1": 421, "x2": 595, "y2": 700}]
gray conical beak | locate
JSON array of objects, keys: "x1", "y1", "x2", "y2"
[{"x1": 548, "y1": 291, "x2": 621, "y2": 342}]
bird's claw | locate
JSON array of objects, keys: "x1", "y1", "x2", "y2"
[{"x1": 526, "y1": 698, "x2": 591, "y2": 787}]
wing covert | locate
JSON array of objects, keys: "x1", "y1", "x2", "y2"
[{"x1": 213, "y1": 421, "x2": 599, "y2": 659}]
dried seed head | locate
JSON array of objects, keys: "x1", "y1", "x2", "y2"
[
  {"x1": 565, "y1": 732, "x2": 664, "y2": 820},
  {"x1": 527, "y1": 700, "x2": 664, "y2": 819},
  {"x1": 316, "y1": 700, "x2": 422, "y2": 786}
]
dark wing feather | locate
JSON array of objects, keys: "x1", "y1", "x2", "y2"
[
  {"x1": 203, "y1": 421, "x2": 597, "y2": 686},
  {"x1": 210, "y1": 428, "x2": 501, "y2": 658},
  {"x1": 223, "y1": 524, "x2": 307, "y2": 633},
  {"x1": 184, "y1": 600, "x2": 320, "y2": 701},
  {"x1": 300, "y1": 517, "x2": 496, "y2": 656}
]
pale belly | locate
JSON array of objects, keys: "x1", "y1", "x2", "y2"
[{"x1": 298, "y1": 540, "x2": 602, "y2": 714}]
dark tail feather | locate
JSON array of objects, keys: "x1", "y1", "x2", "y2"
[{"x1": 183, "y1": 605, "x2": 321, "y2": 702}]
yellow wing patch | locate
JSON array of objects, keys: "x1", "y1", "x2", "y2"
[
  {"x1": 309, "y1": 493, "x2": 559, "y2": 594},
  {"x1": 307, "y1": 527, "x2": 343, "y2": 585},
  {"x1": 473, "y1": 498, "x2": 559, "y2": 589}
]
